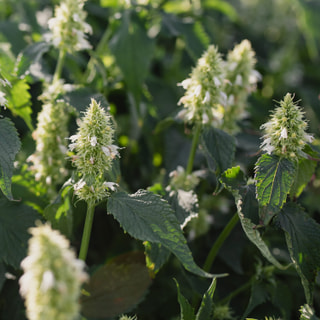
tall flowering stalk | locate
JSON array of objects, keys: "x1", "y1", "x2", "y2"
[
  {"x1": 260, "y1": 93, "x2": 313, "y2": 159},
  {"x1": 69, "y1": 98, "x2": 120, "y2": 260},
  {"x1": 19, "y1": 223, "x2": 88, "y2": 320}
]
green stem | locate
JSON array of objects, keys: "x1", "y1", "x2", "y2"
[
  {"x1": 203, "y1": 212, "x2": 239, "y2": 272},
  {"x1": 79, "y1": 201, "x2": 95, "y2": 261},
  {"x1": 53, "y1": 49, "x2": 66, "y2": 84},
  {"x1": 186, "y1": 124, "x2": 202, "y2": 175}
]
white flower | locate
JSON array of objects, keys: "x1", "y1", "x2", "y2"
[
  {"x1": 101, "y1": 145, "x2": 120, "y2": 159},
  {"x1": 103, "y1": 181, "x2": 118, "y2": 191},
  {"x1": 74, "y1": 179, "x2": 86, "y2": 191},
  {"x1": 194, "y1": 84, "x2": 202, "y2": 97},
  {"x1": 280, "y1": 127, "x2": 288, "y2": 139},
  {"x1": 202, "y1": 91, "x2": 210, "y2": 104},
  {"x1": 177, "y1": 78, "x2": 192, "y2": 89},
  {"x1": 90, "y1": 136, "x2": 98, "y2": 146},
  {"x1": 40, "y1": 270, "x2": 55, "y2": 292}
]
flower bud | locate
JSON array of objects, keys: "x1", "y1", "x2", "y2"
[
  {"x1": 260, "y1": 93, "x2": 313, "y2": 158},
  {"x1": 19, "y1": 223, "x2": 88, "y2": 320}
]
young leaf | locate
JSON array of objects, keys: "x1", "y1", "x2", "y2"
[
  {"x1": 107, "y1": 190, "x2": 219, "y2": 278},
  {"x1": 255, "y1": 154, "x2": 297, "y2": 225},
  {"x1": 0, "y1": 118, "x2": 21, "y2": 200},
  {"x1": 196, "y1": 278, "x2": 216, "y2": 320},
  {"x1": 174, "y1": 279, "x2": 196, "y2": 320},
  {"x1": 15, "y1": 41, "x2": 50, "y2": 77},
  {"x1": 0, "y1": 196, "x2": 42, "y2": 268},
  {"x1": 201, "y1": 127, "x2": 236, "y2": 177},
  {"x1": 279, "y1": 203, "x2": 320, "y2": 305},
  {"x1": 220, "y1": 166, "x2": 288, "y2": 270}
]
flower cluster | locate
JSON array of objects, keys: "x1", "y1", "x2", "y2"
[
  {"x1": 69, "y1": 98, "x2": 120, "y2": 203},
  {"x1": 28, "y1": 82, "x2": 72, "y2": 189},
  {"x1": 0, "y1": 73, "x2": 10, "y2": 109},
  {"x1": 48, "y1": 0, "x2": 92, "y2": 53},
  {"x1": 260, "y1": 93, "x2": 313, "y2": 158},
  {"x1": 177, "y1": 40, "x2": 260, "y2": 133},
  {"x1": 177, "y1": 45, "x2": 224, "y2": 127},
  {"x1": 19, "y1": 223, "x2": 88, "y2": 320},
  {"x1": 222, "y1": 39, "x2": 261, "y2": 133}
]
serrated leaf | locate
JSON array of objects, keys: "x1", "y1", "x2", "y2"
[
  {"x1": 80, "y1": 252, "x2": 151, "y2": 318},
  {"x1": 196, "y1": 278, "x2": 216, "y2": 320},
  {"x1": 174, "y1": 279, "x2": 196, "y2": 320},
  {"x1": 255, "y1": 154, "x2": 297, "y2": 225},
  {"x1": 6, "y1": 78, "x2": 33, "y2": 130},
  {"x1": 0, "y1": 118, "x2": 21, "y2": 200},
  {"x1": 290, "y1": 158, "x2": 317, "y2": 198},
  {"x1": 109, "y1": 10, "x2": 155, "y2": 100},
  {"x1": 220, "y1": 167, "x2": 288, "y2": 270},
  {"x1": 201, "y1": 127, "x2": 236, "y2": 177},
  {"x1": 15, "y1": 41, "x2": 50, "y2": 77},
  {"x1": 279, "y1": 203, "x2": 320, "y2": 304},
  {"x1": 107, "y1": 190, "x2": 218, "y2": 278},
  {"x1": 0, "y1": 196, "x2": 42, "y2": 268},
  {"x1": 168, "y1": 189, "x2": 198, "y2": 229}
]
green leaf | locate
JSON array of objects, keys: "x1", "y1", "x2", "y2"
[
  {"x1": 290, "y1": 158, "x2": 317, "y2": 198},
  {"x1": 196, "y1": 278, "x2": 216, "y2": 320},
  {"x1": 15, "y1": 41, "x2": 50, "y2": 77},
  {"x1": 43, "y1": 181, "x2": 73, "y2": 239},
  {"x1": 0, "y1": 195, "x2": 42, "y2": 268},
  {"x1": 109, "y1": 10, "x2": 155, "y2": 101},
  {"x1": 107, "y1": 190, "x2": 218, "y2": 278},
  {"x1": 144, "y1": 241, "x2": 171, "y2": 274},
  {"x1": 0, "y1": 118, "x2": 21, "y2": 200},
  {"x1": 255, "y1": 154, "x2": 297, "y2": 225},
  {"x1": 6, "y1": 78, "x2": 33, "y2": 130},
  {"x1": 80, "y1": 252, "x2": 152, "y2": 319},
  {"x1": 174, "y1": 279, "x2": 196, "y2": 320},
  {"x1": 168, "y1": 189, "x2": 198, "y2": 229},
  {"x1": 201, "y1": 127, "x2": 236, "y2": 177},
  {"x1": 220, "y1": 167, "x2": 288, "y2": 270},
  {"x1": 279, "y1": 203, "x2": 320, "y2": 305}
]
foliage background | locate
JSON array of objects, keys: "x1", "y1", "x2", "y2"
[{"x1": 1, "y1": 0, "x2": 320, "y2": 319}]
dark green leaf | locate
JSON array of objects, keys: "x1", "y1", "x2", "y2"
[
  {"x1": 6, "y1": 78, "x2": 33, "y2": 130},
  {"x1": 0, "y1": 118, "x2": 21, "y2": 200},
  {"x1": 109, "y1": 10, "x2": 155, "y2": 101},
  {"x1": 168, "y1": 189, "x2": 198, "y2": 229},
  {"x1": 80, "y1": 252, "x2": 152, "y2": 319},
  {"x1": 221, "y1": 166, "x2": 288, "y2": 270},
  {"x1": 196, "y1": 278, "x2": 216, "y2": 320},
  {"x1": 144, "y1": 241, "x2": 171, "y2": 274},
  {"x1": 279, "y1": 203, "x2": 320, "y2": 304},
  {"x1": 174, "y1": 279, "x2": 196, "y2": 320},
  {"x1": 0, "y1": 196, "x2": 42, "y2": 268},
  {"x1": 290, "y1": 158, "x2": 317, "y2": 198},
  {"x1": 201, "y1": 127, "x2": 236, "y2": 177},
  {"x1": 107, "y1": 190, "x2": 218, "y2": 278},
  {"x1": 15, "y1": 41, "x2": 50, "y2": 77},
  {"x1": 255, "y1": 154, "x2": 297, "y2": 225}
]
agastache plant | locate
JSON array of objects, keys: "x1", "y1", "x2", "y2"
[
  {"x1": 19, "y1": 223, "x2": 88, "y2": 320},
  {"x1": 69, "y1": 98, "x2": 120, "y2": 260},
  {"x1": 259, "y1": 93, "x2": 313, "y2": 159}
]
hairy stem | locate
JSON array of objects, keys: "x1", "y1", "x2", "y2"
[
  {"x1": 186, "y1": 124, "x2": 202, "y2": 175},
  {"x1": 203, "y1": 212, "x2": 239, "y2": 272},
  {"x1": 53, "y1": 49, "x2": 66, "y2": 84},
  {"x1": 79, "y1": 201, "x2": 95, "y2": 261}
]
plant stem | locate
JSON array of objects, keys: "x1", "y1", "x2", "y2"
[
  {"x1": 53, "y1": 49, "x2": 66, "y2": 84},
  {"x1": 186, "y1": 124, "x2": 202, "y2": 175},
  {"x1": 203, "y1": 212, "x2": 239, "y2": 272},
  {"x1": 79, "y1": 201, "x2": 95, "y2": 261}
]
